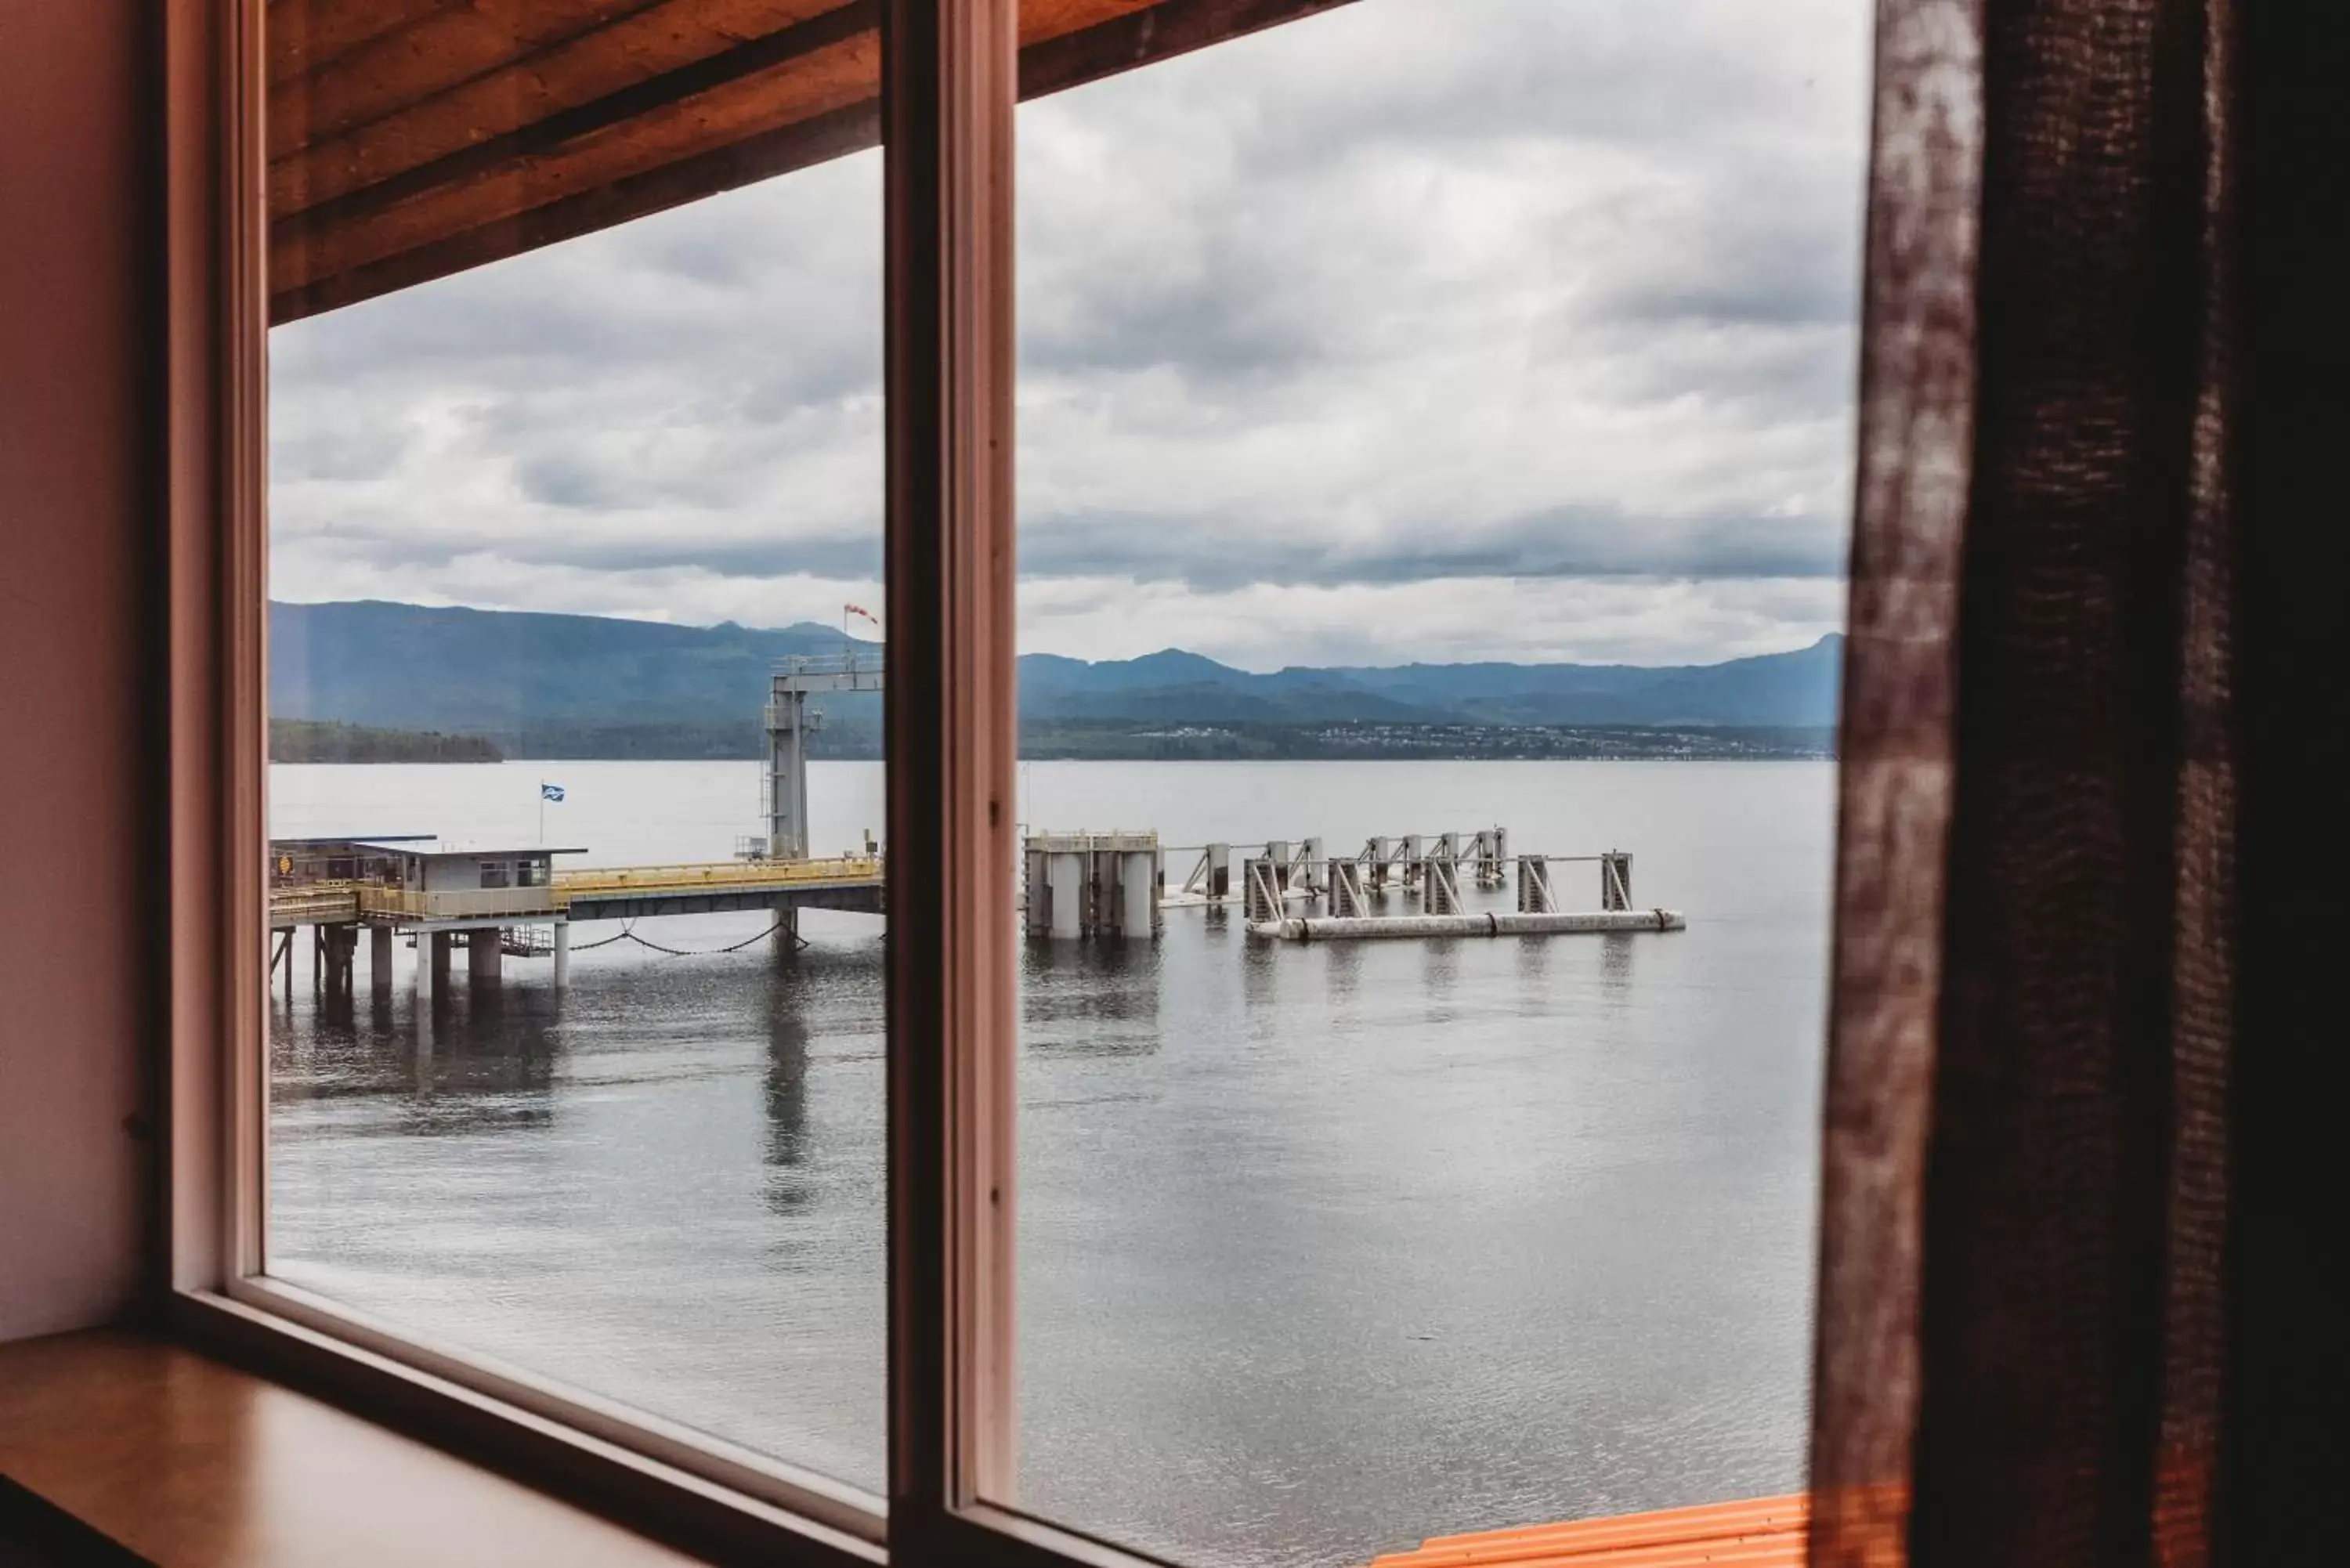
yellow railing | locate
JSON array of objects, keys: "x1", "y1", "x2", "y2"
[
  {"x1": 268, "y1": 881, "x2": 363, "y2": 924},
  {"x1": 267, "y1": 858, "x2": 885, "y2": 924},
  {"x1": 356, "y1": 887, "x2": 562, "y2": 920},
  {"x1": 553, "y1": 854, "x2": 883, "y2": 898}
]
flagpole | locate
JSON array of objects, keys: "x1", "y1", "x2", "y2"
[{"x1": 538, "y1": 782, "x2": 545, "y2": 846}]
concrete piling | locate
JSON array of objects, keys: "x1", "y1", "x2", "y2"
[
  {"x1": 1026, "y1": 832, "x2": 1162, "y2": 940},
  {"x1": 1120, "y1": 850, "x2": 1156, "y2": 938}
]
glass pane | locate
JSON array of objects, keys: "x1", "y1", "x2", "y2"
[
  {"x1": 262, "y1": 1, "x2": 887, "y2": 1499},
  {"x1": 1007, "y1": 2, "x2": 1867, "y2": 1563}
]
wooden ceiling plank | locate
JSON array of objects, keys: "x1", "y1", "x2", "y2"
[
  {"x1": 277, "y1": 0, "x2": 877, "y2": 257},
  {"x1": 266, "y1": 0, "x2": 454, "y2": 89},
  {"x1": 273, "y1": 101, "x2": 880, "y2": 323},
  {"x1": 268, "y1": 0, "x2": 1359, "y2": 320},
  {"x1": 274, "y1": 33, "x2": 883, "y2": 290},
  {"x1": 266, "y1": 0, "x2": 1152, "y2": 271},
  {"x1": 271, "y1": 0, "x2": 850, "y2": 216},
  {"x1": 269, "y1": 2, "x2": 664, "y2": 154},
  {"x1": 271, "y1": 0, "x2": 1151, "y2": 226}
]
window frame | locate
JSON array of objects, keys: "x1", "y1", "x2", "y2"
[
  {"x1": 154, "y1": 2, "x2": 1126, "y2": 1564},
  {"x1": 154, "y1": 3, "x2": 1872, "y2": 1565}
]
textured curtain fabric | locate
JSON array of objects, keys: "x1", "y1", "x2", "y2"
[{"x1": 1812, "y1": 2, "x2": 2342, "y2": 1564}]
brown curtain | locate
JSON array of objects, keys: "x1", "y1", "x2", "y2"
[{"x1": 1810, "y1": 2, "x2": 2342, "y2": 1565}]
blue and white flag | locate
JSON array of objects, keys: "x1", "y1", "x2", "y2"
[{"x1": 540, "y1": 782, "x2": 566, "y2": 803}]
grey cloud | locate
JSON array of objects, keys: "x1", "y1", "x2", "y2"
[
  {"x1": 302, "y1": 528, "x2": 886, "y2": 584},
  {"x1": 514, "y1": 453, "x2": 633, "y2": 510},
  {"x1": 269, "y1": 418, "x2": 413, "y2": 482},
  {"x1": 1013, "y1": 9, "x2": 1865, "y2": 407},
  {"x1": 1091, "y1": 1, "x2": 1859, "y2": 175},
  {"x1": 266, "y1": 0, "x2": 1871, "y2": 663},
  {"x1": 280, "y1": 497, "x2": 1842, "y2": 593},
  {"x1": 1018, "y1": 504, "x2": 1848, "y2": 591}
]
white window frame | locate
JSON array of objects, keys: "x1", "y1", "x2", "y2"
[
  {"x1": 150, "y1": 4, "x2": 1430, "y2": 1565},
  {"x1": 151, "y1": 2, "x2": 1090, "y2": 1563}
]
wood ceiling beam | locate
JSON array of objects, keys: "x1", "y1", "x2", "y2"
[
  {"x1": 268, "y1": 0, "x2": 1363, "y2": 323},
  {"x1": 273, "y1": 101, "x2": 881, "y2": 322},
  {"x1": 270, "y1": 2, "x2": 853, "y2": 215},
  {"x1": 266, "y1": 0, "x2": 454, "y2": 89},
  {"x1": 270, "y1": 2, "x2": 663, "y2": 150},
  {"x1": 271, "y1": 2, "x2": 882, "y2": 291}
]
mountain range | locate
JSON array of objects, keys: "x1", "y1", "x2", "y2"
[{"x1": 269, "y1": 600, "x2": 1842, "y2": 754}]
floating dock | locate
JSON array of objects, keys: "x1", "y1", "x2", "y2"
[
  {"x1": 1237, "y1": 840, "x2": 1682, "y2": 942},
  {"x1": 1031, "y1": 829, "x2": 1683, "y2": 944}
]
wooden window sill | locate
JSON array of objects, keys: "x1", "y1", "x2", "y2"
[{"x1": 0, "y1": 1330, "x2": 709, "y2": 1566}]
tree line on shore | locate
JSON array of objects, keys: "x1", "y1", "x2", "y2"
[
  {"x1": 266, "y1": 716, "x2": 1834, "y2": 764},
  {"x1": 269, "y1": 719, "x2": 504, "y2": 764}
]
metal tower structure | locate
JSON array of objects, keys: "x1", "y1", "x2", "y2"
[{"x1": 763, "y1": 652, "x2": 884, "y2": 860}]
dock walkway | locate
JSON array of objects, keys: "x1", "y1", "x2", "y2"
[{"x1": 269, "y1": 854, "x2": 884, "y2": 931}]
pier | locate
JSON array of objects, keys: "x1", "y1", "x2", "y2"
[
  {"x1": 269, "y1": 835, "x2": 884, "y2": 999},
  {"x1": 267, "y1": 656, "x2": 1677, "y2": 1006},
  {"x1": 269, "y1": 653, "x2": 902, "y2": 1000}
]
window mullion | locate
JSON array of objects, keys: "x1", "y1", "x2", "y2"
[{"x1": 881, "y1": 0, "x2": 1021, "y2": 1552}]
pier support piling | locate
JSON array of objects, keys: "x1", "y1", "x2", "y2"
[
  {"x1": 1120, "y1": 850, "x2": 1157, "y2": 938},
  {"x1": 468, "y1": 927, "x2": 502, "y2": 984},
  {"x1": 1296, "y1": 838, "x2": 1325, "y2": 895},
  {"x1": 327, "y1": 923, "x2": 357, "y2": 997},
  {"x1": 1423, "y1": 853, "x2": 1462, "y2": 916},
  {"x1": 1243, "y1": 858, "x2": 1283, "y2": 924},
  {"x1": 1601, "y1": 852, "x2": 1633, "y2": 911},
  {"x1": 371, "y1": 925, "x2": 394, "y2": 994},
  {"x1": 1518, "y1": 855, "x2": 1559, "y2": 914},
  {"x1": 1049, "y1": 852, "x2": 1086, "y2": 939},
  {"x1": 554, "y1": 920, "x2": 571, "y2": 988},
  {"x1": 1329, "y1": 858, "x2": 1368, "y2": 918},
  {"x1": 1474, "y1": 829, "x2": 1508, "y2": 886},
  {"x1": 1028, "y1": 831, "x2": 1164, "y2": 938}
]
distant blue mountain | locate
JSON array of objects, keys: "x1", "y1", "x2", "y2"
[
  {"x1": 268, "y1": 600, "x2": 1842, "y2": 742},
  {"x1": 269, "y1": 600, "x2": 862, "y2": 734},
  {"x1": 1018, "y1": 634, "x2": 1843, "y2": 728},
  {"x1": 1324, "y1": 635, "x2": 1847, "y2": 727}
]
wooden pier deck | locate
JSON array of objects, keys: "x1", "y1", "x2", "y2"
[{"x1": 269, "y1": 854, "x2": 884, "y2": 931}]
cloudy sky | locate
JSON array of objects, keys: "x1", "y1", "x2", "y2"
[{"x1": 268, "y1": 0, "x2": 1871, "y2": 670}]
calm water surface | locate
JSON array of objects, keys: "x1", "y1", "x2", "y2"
[{"x1": 268, "y1": 760, "x2": 1830, "y2": 1567}]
